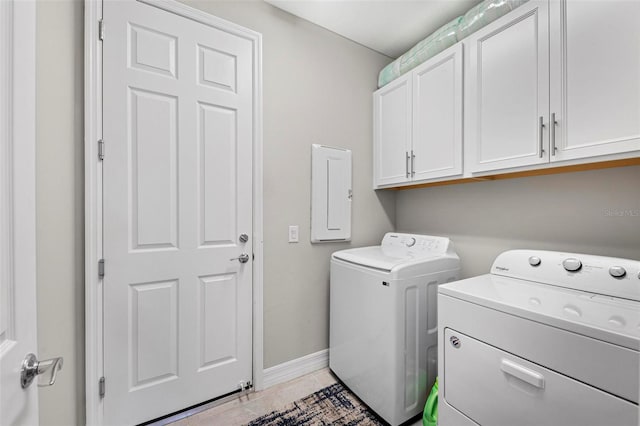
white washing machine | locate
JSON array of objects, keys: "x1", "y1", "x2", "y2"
[
  {"x1": 438, "y1": 249, "x2": 640, "y2": 426},
  {"x1": 330, "y1": 232, "x2": 460, "y2": 426}
]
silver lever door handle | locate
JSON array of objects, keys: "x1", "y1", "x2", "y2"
[
  {"x1": 21, "y1": 353, "x2": 64, "y2": 389},
  {"x1": 230, "y1": 253, "x2": 250, "y2": 264}
]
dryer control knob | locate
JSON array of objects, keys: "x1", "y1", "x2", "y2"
[
  {"x1": 405, "y1": 237, "x2": 416, "y2": 247},
  {"x1": 528, "y1": 256, "x2": 541, "y2": 267},
  {"x1": 609, "y1": 266, "x2": 626, "y2": 278},
  {"x1": 563, "y1": 258, "x2": 582, "y2": 272}
]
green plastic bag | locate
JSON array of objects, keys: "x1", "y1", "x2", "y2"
[
  {"x1": 456, "y1": 0, "x2": 529, "y2": 40},
  {"x1": 423, "y1": 377, "x2": 438, "y2": 426}
]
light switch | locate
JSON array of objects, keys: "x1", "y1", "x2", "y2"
[{"x1": 288, "y1": 225, "x2": 299, "y2": 243}]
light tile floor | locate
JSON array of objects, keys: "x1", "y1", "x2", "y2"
[
  {"x1": 171, "y1": 368, "x2": 339, "y2": 426},
  {"x1": 170, "y1": 368, "x2": 423, "y2": 426}
]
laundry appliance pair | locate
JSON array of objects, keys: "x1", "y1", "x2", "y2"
[{"x1": 330, "y1": 234, "x2": 639, "y2": 426}]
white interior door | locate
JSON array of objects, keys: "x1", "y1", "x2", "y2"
[
  {"x1": 102, "y1": 1, "x2": 254, "y2": 424},
  {"x1": 0, "y1": 1, "x2": 38, "y2": 425}
]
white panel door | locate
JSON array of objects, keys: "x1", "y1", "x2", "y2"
[
  {"x1": 412, "y1": 43, "x2": 463, "y2": 181},
  {"x1": 0, "y1": 1, "x2": 38, "y2": 424},
  {"x1": 103, "y1": 1, "x2": 254, "y2": 424},
  {"x1": 373, "y1": 74, "x2": 412, "y2": 187},
  {"x1": 465, "y1": 1, "x2": 550, "y2": 173},
  {"x1": 549, "y1": 0, "x2": 640, "y2": 162}
]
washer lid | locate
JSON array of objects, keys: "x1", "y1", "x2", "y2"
[
  {"x1": 332, "y1": 232, "x2": 460, "y2": 274},
  {"x1": 332, "y1": 246, "x2": 439, "y2": 272},
  {"x1": 440, "y1": 275, "x2": 640, "y2": 351}
]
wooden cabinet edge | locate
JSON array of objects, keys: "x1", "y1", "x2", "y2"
[{"x1": 382, "y1": 157, "x2": 640, "y2": 191}]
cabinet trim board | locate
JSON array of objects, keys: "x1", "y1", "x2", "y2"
[{"x1": 388, "y1": 157, "x2": 640, "y2": 191}]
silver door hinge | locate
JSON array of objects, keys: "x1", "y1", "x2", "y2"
[
  {"x1": 98, "y1": 259, "x2": 105, "y2": 278},
  {"x1": 98, "y1": 139, "x2": 105, "y2": 161},
  {"x1": 99, "y1": 377, "x2": 106, "y2": 398},
  {"x1": 98, "y1": 19, "x2": 105, "y2": 41}
]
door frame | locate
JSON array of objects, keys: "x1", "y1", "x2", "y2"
[{"x1": 84, "y1": 1, "x2": 264, "y2": 424}]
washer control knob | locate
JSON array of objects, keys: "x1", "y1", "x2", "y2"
[
  {"x1": 562, "y1": 258, "x2": 582, "y2": 272},
  {"x1": 528, "y1": 256, "x2": 541, "y2": 267},
  {"x1": 406, "y1": 237, "x2": 416, "y2": 247},
  {"x1": 609, "y1": 266, "x2": 626, "y2": 278}
]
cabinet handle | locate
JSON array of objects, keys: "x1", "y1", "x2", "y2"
[
  {"x1": 411, "y1": 150, "x2": 415, "y2": 177},
  {"x1": 539, "y1": 116, "x2": 546, "y2": 158},
  {"x1": 406, "y1": 151, "x2": 410, "y2": 178},
  {"x1": 551, "y1": 112, "x2": 557, "y2": 156}
]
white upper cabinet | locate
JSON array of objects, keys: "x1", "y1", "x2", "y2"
[
  {"x1": 412, "y1": 43, "x2": 463, "y2": 181},
  {"x1": 373, "y1": 73, "x2": 412, "y2": 187},
  {"x1": 374, "y1": 43, "x2": 463, "y2": 188},
  {"x1": 465, "y1": 1, "x2": 550, "y2": 173},
  {"x1": 374, "y1": 0, "x2": 640, "y2": 188},
  {"x1": 549, "y1": 0, "x2": 640, "y2": 161}
]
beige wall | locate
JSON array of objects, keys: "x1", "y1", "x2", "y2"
[
  {"x1": 36, "y1": 0, "x2": 85, "y2": 425},
  {"x1": 178, "y1": 0, "x2": 395, "y2": 368},
  {"x1": 35, "y1": 0, "x2": 393, "y2": 424},
  {"x1": 396, "y1": 166, "x2": 640, "y2": 278}
]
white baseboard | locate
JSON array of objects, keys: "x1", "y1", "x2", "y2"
[{"x1": 262, "y1": 349, "x2": 329, "y2": 389}]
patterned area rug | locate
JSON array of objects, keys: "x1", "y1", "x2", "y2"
[{"x1": 247, "y1": 382, "x2": 386, "y2": 426}]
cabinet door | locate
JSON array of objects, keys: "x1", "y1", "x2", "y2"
[
  {"x1": 373, "y1": 74, "x2": 412, "y2": 187},
  {"x1": 412, "y1": 43, "x2": 463, "y2": 181},
  {"x1": 465, "y1": 1, "x2": 549, "y2": 173},
  {"x1": 550, "y1": 0, "x2": 640, "y2": 162}
]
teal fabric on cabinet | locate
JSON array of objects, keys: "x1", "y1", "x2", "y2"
[
  {"x1": 377, "y1": 0, "x2": 530, "y2": 88},
  {"x1": 398, "y1": 17, "x2": 461, "y2": 76},
  {"x1": 378, "y1": 58, "x2": 402, "y2": 88},
  {"x1": 456, "y1": 0, "x2": 530, "y2": 40}
]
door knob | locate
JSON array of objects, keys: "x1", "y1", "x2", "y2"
[
  {"x1": 230, "y1": 253, "x2": 250, "y2": 264},
  {"x1": 21, "y1": 353, "x2": 63, "y2": 389}
]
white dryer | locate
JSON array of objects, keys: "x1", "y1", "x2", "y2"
[
  {"x1": 330, "y1": 233, "x2": 460, "y2": 426},
  {"x1": 438, "y1": 250, "x2": 640, "y2": 426}
]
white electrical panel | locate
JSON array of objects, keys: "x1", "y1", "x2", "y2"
[{"x1": 311, "y1": 144, "x2": 352, "y2": 243}]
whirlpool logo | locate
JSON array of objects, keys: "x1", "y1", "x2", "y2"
[{"x1": 495, "y1": 266, "x2": 509, "y2": 271}]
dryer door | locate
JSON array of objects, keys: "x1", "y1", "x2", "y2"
[{"x1": 443, "y1": 329, "x2": 638, "y2": 426}]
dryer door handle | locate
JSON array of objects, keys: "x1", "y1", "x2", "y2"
[{"x1": 500, "y1": 359, "x2": 545, "y2": 389}]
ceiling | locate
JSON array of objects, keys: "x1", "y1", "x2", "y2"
[{"x1": 264, "y1": 0, "x2": 482, "y2": 58}]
